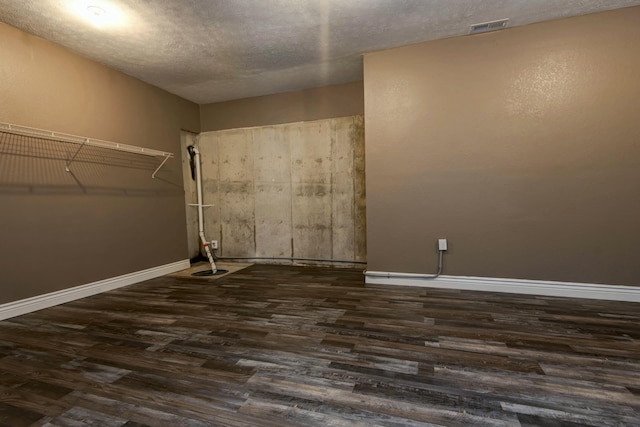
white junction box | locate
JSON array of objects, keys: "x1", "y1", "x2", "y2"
[
  {"x1": 211, "y1": 240, "x2": 218, "y2": 250},
  {"x1": 438, "y1": 239, "x2": 448, "y2": 251}
]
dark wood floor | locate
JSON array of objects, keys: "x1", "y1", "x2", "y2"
[{"x1": 1, "y1": 265, "x2": 639, "y2": 426}]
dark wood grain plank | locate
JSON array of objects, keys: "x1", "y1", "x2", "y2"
[{"x1": 0, "y1": 263, "x2": 638, "y2": 426}]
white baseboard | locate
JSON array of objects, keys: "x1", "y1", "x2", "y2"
[
  {"x1": 364, "y1": 271, "x2": 640, "y2": 302},
  {"x1": 0, "y1": 259, "x2": 190, "y2": 321}
]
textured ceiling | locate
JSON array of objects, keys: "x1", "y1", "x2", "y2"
[{"x1": 2, "y1": 1, "x2": 640, "y2": 104}]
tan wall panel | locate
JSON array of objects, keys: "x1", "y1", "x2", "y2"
[
  {"x1": 199, "y1": 82, "x2": 364, "y2": 132},
  {"x1": 364, "y1": 7, "x2": 640, "y2": 285},
  {"x1": 0, "y1": 23, "x2": 199, "y2": 304}
]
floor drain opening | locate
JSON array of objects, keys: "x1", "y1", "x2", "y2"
[{"x1": 192, "y1": 269, "x2": 229, "y2": 277}]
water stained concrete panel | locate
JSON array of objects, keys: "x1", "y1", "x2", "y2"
[
  {"x1": 290, "y1": 120, "x2": 332, "y2": 184},
  {"x1": 332, "y1": 117, "x2": 356, "y2": 184},
  {"x1": 292, "y1": 182, "x2": 332, "y2": 259},
  {"x1": 253, "y1": 125, "x2": 292, "y2": 258},
  {"x1": 253, "y1": 126, "x2": 291, "y2": 183},
  {"x1": 332, "y1": 184, "x2": 356, "y2": 260},
  {"x1": 220, "y1": 181, "x2": 255, "y2": 257},
  {"x1": 331, "y1": 117, "x2": 357, "y2": 261},
  {"x1": 218, "y1": 129, "x2": 254, "y2": 182},
  {"x1": 255, "y1": 182, "x2": 292, "y2": 257},
  {"x1": 191, "y1": 115, "x2": 366, "y2": 265},
  {"x1": 353, "y1": 115, "x2": 367, "y2": 262}
]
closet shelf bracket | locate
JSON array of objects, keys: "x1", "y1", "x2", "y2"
[
  {"x1": 0, "y1": 121, "x2": 175, "y2": 178},
  {"x1": 152, "y1": 155, "x2": 172, "y2": 179},
  {"x1": 65, "y1": 138, "x2": 89, "y2": 173}
]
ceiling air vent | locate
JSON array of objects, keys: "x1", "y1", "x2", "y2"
[{"x1": 470, "y1": 18, "x2": 509, "y2": 34}]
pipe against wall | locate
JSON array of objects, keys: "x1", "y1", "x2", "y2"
[{"x1": 188, "y1": 141, "x2": 217, "y2": 274}]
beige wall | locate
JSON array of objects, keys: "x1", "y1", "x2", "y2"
[
  {"x1": 364, "y1": 7, "x2": 640, "y2": 285},
  {"x1": 200, "y1": 81, "x2": 364, "y2": 132},
  {"x1": 0, "y1": 23, "x2": 199, "y2": 304}
]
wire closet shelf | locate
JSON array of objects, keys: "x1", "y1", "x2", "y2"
[{"x1": 0, "y1": 121, "x2": 174, "y2": 178}]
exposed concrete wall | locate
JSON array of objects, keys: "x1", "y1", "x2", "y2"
[{"x1": 185, "y1": 116, "x2": 366, "y2": 265}]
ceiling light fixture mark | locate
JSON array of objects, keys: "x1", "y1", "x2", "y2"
[
  {"x1": 87, "y1": 5, "x2": 106, "y2": 16},
  {"x1": 69, "y1": 1, "x2": 126, "y2": 28},
  {"x1": 470, "y1": 18, "x2": 509, "y2": 34}
]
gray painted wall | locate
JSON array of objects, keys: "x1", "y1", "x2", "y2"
[
  {"x1": 185, "y1": 116, "x2": 366, "y2": 265},
  {"x1": 0, "y1": 23, "x2": 199, "y2": 304},
  {"x1": 364, "y1": 7, "x2": 640, "y2": 286}
]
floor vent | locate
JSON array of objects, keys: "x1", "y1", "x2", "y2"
[{"x1": 470, "y1": 18, "x2": 509, "y2": 34}]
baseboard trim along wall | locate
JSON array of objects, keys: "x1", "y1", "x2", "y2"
[
  {"x1": 364, "y1": 271, "x2": 640, "y2": 302},
  {"x1": 0, "y1": 259, "x2": 191, "y2": 321}
]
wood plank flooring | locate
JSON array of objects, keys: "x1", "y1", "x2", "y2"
[{"x1": 0, "y1": 264, "x2": 639, "y2": 426}]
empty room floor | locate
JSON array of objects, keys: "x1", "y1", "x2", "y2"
[{"x1": 0, "y1": 264, "x2": 638, "y2": 426}]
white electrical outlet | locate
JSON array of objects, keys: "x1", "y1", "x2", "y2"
[
  {"x1": 438, "y1": 239, "x2": 448, "y2": 251},
  {"x1": 211, "y1": 240, "x2": 218, "y2": 250}
]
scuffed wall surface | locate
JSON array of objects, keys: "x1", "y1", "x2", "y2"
[{"x1": 185, "y1": 116, "x2": 366, "y2": 265}]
